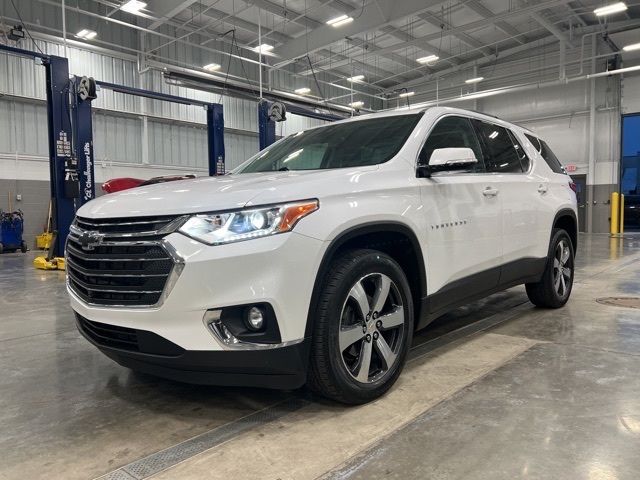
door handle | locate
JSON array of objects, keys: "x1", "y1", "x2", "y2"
[
  {"x1": 538, "y1": 184, "x2": 548, "y2": 194},
  {"x1": 483, "y1": 187, "x2": 499, "y2": 197}
]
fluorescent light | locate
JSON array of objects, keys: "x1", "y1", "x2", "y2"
[
  {"x1": 253, "y1": 44, "x2": 274, "y2": 54},
  {"x1": 295, "y1": 87, "x2": 311, "y2": 95},
  {"x1": 349, "y1": 101, "x2": 364, "y2": 108},
  {"x1": 399, "y1": 91, "x2": 415, "y2": 98},
  {"x1": 76, "y1": 29, "x2": 97, "y2": 40},
  {"x1": 120, "y1": 0, "x2": 146, "y2": 15},
  {"x1": 327, "y1": 15, "x2": 354, "y2": 27},
  {"x1": 594, "y1": 2, "x2": 627, "y2": 16},
  {"x1": 347, "y1": 75, "x2": 365, "y2": 82},
  {"x1": 465, "y1": 77, "x2": 484, "y2": 84},
  {"x1": 623, "y1": 42, "x2": 640, "y2": 52},
  {"x1": 417, "y1": 55, "x2": 439, "y2": 64},
  {"x1": 203, "y1": 63, "x2": 221, "y2": 72}
]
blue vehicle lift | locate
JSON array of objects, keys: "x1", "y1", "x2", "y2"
[{"x1": 0, "y1": 44, "x2": 225, "y2": 256}]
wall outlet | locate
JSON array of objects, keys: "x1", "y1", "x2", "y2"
[{"x1": 16, "y1": 194, "x2": 22, "y2": 201}]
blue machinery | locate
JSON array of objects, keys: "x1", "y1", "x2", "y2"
[
  {"x1": 0, "y1": 44, "x2": 341, "y2": 256},
  {"x1": 0, "y1": 44, "x2": 225, "y2": 256}
]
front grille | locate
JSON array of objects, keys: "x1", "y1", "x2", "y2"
[
  {"x1": 66, "y1": 215, "x2": 183, "y2": 307},
  {"x1": 75, "y1": 215, "x2": 180, "y2": 236},
  {"x1": 76, "y1": 315, "x2": 184, "y2": 356}
]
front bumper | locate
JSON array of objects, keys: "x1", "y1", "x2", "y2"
[
  {"x1": 70, "y1": 230, "x2": 326, "y2": 387},
  {"x1": 75, "y1": 314, "x2": 310, "y2": 389}
]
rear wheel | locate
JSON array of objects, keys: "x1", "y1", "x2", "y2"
[
  {"x1": 308, "y1": 249, "x2": 413, "y2": 404},
  {"x1": 526, "y1": 228, "x2": 574, "y2": 308}
]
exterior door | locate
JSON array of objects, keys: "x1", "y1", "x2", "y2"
[
  {"x1": 417, "y1": 115, "x2": 503, "y2": 313},
  {"x1": 471, "y1": 119, "x2": 542, "y2": 270}
]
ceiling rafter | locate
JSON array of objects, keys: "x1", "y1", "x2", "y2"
[{"x1": 462, "y1": 0, "x2": 528, "y2": 45}]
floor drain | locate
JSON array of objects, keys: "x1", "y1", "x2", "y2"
[{"x1": 596, "y1": 297, "x2": 640, "y2": 309}]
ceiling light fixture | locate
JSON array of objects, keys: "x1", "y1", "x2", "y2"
[
  {"x1": 253, "y1": 44, "x2": 274, "y2": 54},
  {"x1": 623, "y1": 42, "x2": 640, "y2": 52},
  {"x1": 465, "y1": 77, "x2": 484, "y2": 84},
  {"x1": 295, "y1": 87, "x2": 311, "y2": 95},
  {"x1": 593, "y1": 2, "x2": 627, "y2": 16},
  {"x1": 349, "y1": 101, "x2": 364, "y2": 108},
  {"x1": 399, "y1": 91, "x2": 415, "y2": 98},
  {"x1": 203, "y1": 63, "x2": 221, "y2": 72},
  {"x1": 347, "y1": 75, "x2": 365, "y2": 82},
  {"x1": 327, "y1": 15, "x2": 354, "y2": 27},
  {"x1": 76, "y1": 29, "x2": 97, "y2": 40},
  {"x1": 417, "y1": 55, "x2": 439, "y2": 64},
  {"x1": 120, "y1": 0, "x2": 147, "y2": 15}
]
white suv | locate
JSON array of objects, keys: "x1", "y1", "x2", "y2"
[{"x1": 68, "y1": 107, "x2": 577, "y2": 404}]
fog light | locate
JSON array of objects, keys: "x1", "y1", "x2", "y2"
[{"x1": 246, "y1": 306, "x2": 265, "y2": 331}]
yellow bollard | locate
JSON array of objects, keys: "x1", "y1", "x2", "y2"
[
  {"x1": 620, "y1": 194, "x2": 625, "y2": 235},
  {"x1": 610, "y1": 192, "x2": 619, "y2": 236}
]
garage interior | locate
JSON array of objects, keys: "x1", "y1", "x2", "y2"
[{"x1": 1, "y1": 0, "x2": 640, "y2": 479}]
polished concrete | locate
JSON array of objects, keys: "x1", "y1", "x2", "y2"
[{"x1": 1, "y1": 234, "x2": 639, "y2": 480}]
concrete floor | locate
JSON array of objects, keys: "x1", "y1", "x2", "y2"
[{"x1": 1, "y1": 233, "x2": 640, "y2": 480}]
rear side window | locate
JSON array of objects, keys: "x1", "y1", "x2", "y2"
[
  {"x1": 508, "y1": 131, "x2": 530, "y2": 171},
  {"x1": 525, "y1": 134, "x2": 565, "y2": 174},
  {"x1": 419, "y1": 116, "x2": 485, "y2": 173},
  {"x1": 472, "y1": 120, "x2": 523, "y2": 173}
]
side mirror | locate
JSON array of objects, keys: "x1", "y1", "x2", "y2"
[{"x1": 417, "y1": 148, "x2": 478, "y2": 178}]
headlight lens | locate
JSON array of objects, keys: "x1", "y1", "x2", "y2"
[{"x1": 178, "y1": 200, "x2": 318, "y2": 245}]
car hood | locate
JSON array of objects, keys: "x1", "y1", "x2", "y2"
[{"x1": 78, "y1": 167, "x2": 378, "y2": 218}]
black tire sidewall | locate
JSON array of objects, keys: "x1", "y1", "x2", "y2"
[
  {"x1": 319, "y1": 250, "x2": 414, "y2": 401},
  {"x1": 545, "y1": 229, "x2": 575, "y2": 305}
]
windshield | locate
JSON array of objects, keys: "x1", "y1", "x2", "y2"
[{"x1": 236, "y1": 113, "x2": 422, "y2": 173}]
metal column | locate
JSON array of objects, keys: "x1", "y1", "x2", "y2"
[
  {"x1": 207, "y1": 104, "x2": 225, "y2": 175},
  {"x1": 258, "y1": 101, "x2": 276, "y2": 150},
  {"x1": 72, "y1": 77, "x2": 96, "y2": 205},
  {"x1": 44, "y1": 55, "x2": 76, "y2": 256}
]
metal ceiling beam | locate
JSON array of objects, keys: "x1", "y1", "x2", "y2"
[
  {"x1": 339, "y1": 0, "x2": 572, "y2": 60},
  {"x1": 273, "y1": 0, "x2": 445, "y2": 66},
  {"x1": 463, "y1": 0, "x2": 527, "y2": 44},
  {"x1": 416, "y1": 11, "x2": 493, "y2": 58},
  {"x1": 527, "y1": 9, "x2": 576, "y2": 48},
  {"x1": 147, "y1": 0, "x2": 201, "y2": 30}
]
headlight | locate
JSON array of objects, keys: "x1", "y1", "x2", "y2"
[{"x1": 178, "y1": 200, "x2": 319, "y2": 245}]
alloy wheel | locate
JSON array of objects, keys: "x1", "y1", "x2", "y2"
[
  {"x1": 338, "y1": 273, "x2": 406, "y2": 384},
  {"x1": 553, "y1": 239, "x2": 572, "y2": 298}
]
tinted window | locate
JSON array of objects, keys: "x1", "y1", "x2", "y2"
[
  {"x1": 525, "y1": 134, "x2": 565, "y2": 174},
  {"x1": 509, "y1": 131, "x2": 530, "y2": 171},
  {"x1": 419, "y1": 116, "x2": 484, "y2": 173},
  {"x1": 237, "y1": 114, "x2": 422, "y2": 173},
  {"x1": 472, "y1": 120, "x2": 523, "y2": 173}
]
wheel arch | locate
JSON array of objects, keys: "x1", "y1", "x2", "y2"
[
  {"x1": 553, "y1": 209, "x2": 578, "y2": 253},
  {"x1": 304, "y1": 222, "x2": 427, "y2": 339}
]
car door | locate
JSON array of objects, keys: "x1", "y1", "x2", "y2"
[
  {"x1": 471, "y1": 120, "x2": 541, "y2": 283},
  {"x1": 418, "y1": 115, "x2": 503, "y2": 314}
]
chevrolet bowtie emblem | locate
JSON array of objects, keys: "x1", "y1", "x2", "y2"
[{"x1": 78, "y1": 231, "x2": 105, "y2": 251}]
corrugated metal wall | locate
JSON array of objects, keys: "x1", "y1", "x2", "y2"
[{"x1": 0, "y1": 37, "x2": 329, "y2": 172}]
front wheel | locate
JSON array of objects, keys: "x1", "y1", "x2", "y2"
[
  {"x1": 308, "y1": 249, "x2": 414, "y2": 404},
  {"x1": 526, "y1": 228, "x2": 575, "y2": 308}
]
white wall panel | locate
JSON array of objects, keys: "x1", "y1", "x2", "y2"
[
  {"x1": 92, "y1": 113, "x2": 142, "y2": 164},
  {"x1": 0, "y1": 98, "x2": 48, "y2": 156},
  {"x1": 622, "y1": 72, "x2": 640, "y2": 114}
]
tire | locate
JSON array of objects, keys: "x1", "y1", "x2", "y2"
[
  {"x1": 525, "y1": 228, "x2": 575, "y2": 308},
  {"x1": 307, "y1": 249, "x2": 414, "y2": 404}
]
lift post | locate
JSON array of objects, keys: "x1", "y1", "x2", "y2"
[
  {"x1": 44, "y1": 54, "x2": 77, "y2": 256},
  {"x1": 71, "y1": 76, "x2": 96, "y2": 206}
]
